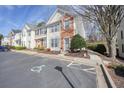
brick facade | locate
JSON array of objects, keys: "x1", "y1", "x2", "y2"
[{"x1": 60, "y1": 14, "x2": 74, "y2": 51}]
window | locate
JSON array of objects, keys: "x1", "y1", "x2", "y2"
[
  {"x1": 51, "y1": 24, "x2": 59, "y2": 32},
  {"x1": 121, "y1": 30, "x2": 123, "y2": 39},
  {"x1": 42, "y1": 29, "x2": 47, "y2": 34},
  {"x1": 36, "y1": 28, "x2": 47, "y2": 35},
  {"x1": 28, "y1": 32, "x2": 31, "y2": 36},
  {"x1": 35, "y1": 30, "x2": 40, "y2": 35},
  {"x1": 51, "y1": 38, "x2": 59, "y2": 47},
  {"x1": 42, "y1": 37, "x2": 47, "y2": 47},
  {"x1": 64, "y1": 38, "x2": 70, "y2": 50},
  {"x1": 64, "y1": 20, "x2": 71, "y2": 29},
  {"x1": 122, "y1": 44, "x2": 124, "y2": 53}
]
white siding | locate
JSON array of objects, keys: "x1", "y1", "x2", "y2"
[
  {"x1": 14, "y1": 32, "x2": 21, "y2": 46},
  {"x1": 117, "y1": 18, "x2": 124, "y2": 58},
  {"x1": 74, "y1": 16, "x2": 85, "y2": 38},
  {"x1": 47, "y1": 26, "x2": 61, "y2": 51},
  {"x1": 21, "y1": 25, "x2": 35, "y2": 49},
  {"x1": 47, "y1": 10, "x2": 63, "y2": 25},
  {"x1": 30, "y1": 30, "x2": 36, "y2": 49}
]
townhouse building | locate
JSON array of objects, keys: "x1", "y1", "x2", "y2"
[
  {"x1": 8, "y1": 30, "x2": 21, "y2": 46},
  {"x1": 34, "y1": 22, "x2": 47, "y2": 48},
  {"x1": 14, "y1": 32, "x2": 21, "y2": 46},
  {"x1": 1, "y1": 36, "x2": 9, "y2": 45},
  {"x1": 6, "y1": 7, "x2": 86, "y2": 52},
  {"x1": 48, "y1": 9, "x2": 85, "y2": 51},
  {"x1": 34, "y1": 8, "x2": 86, "y2": 51},
  {"x1": 21, "y1": 24, "x2": 36, "y2": 49}
]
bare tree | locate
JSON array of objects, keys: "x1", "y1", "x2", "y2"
[{"x1": 72, "y1": 5, "x2": 124, "y2": 60}]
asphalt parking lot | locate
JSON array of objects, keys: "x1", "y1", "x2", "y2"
[{"x1": 0, "y1": 51, "x2": 97, "y2": 88}]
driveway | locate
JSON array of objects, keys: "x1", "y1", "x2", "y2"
[{"x1": 0, "y1": 51, "x2": 97, "y2": 88}]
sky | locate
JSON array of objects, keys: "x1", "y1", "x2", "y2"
[{"x1": 0, "y1": 5, "x2": 57, "y2": 36}]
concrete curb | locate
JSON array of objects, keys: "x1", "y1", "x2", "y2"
[
  {"x1": 96, "y1": 65, "x2": 108, "y2": 88},
  {"x1": 100, "y1": 62, "x2": 116, "y2": 88},
  {"x1": 12, "y1": 50, "x2": 96, "y2": 67},
  {"x1": 88, "y1": 50, "x2": 116, "y2": 88}
]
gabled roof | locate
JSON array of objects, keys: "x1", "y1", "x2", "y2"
[
  {"x1": 12, "y1": 29, "x2": 21, "y2": 34},
  {"x1": 57, "y1": 6, "x2": 78, "y2": 16},
  {"x1": 8, "y1": 29, "x2": 21, "y2": 36},
  {"x1": 46, "y1": 6, "x2": 79, "y2": 25},
  {"x1": 34, "y1": 22, "x2": 46, "y2": 30},
  {"x1": 26, "y1": 23, "x2": 36, "y2": 29}
]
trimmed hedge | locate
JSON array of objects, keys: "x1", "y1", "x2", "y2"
[
  {"x1": 87, "y1": 43, "x2": 106, "y2": 55},
  {"x1": 11, "y1": 46, "x2": 26, "y2": 50},
  {"x1": 15, "y1": 46, "x2": 26, "y2": 50},
  {"x1": 94, "y1": 44, "x2": 106, "y2": 55}
]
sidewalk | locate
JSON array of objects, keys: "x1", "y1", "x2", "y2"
[{"x1": 12, "y1": 50, "x2": 97, "y2": 66}]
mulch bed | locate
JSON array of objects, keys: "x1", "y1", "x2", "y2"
[
  {"x1": 65, "y1": 51, "x2": 90, "y2": 59},
  {"x1": 106, "y1": 66, "x2": 124, "y2": 88}
]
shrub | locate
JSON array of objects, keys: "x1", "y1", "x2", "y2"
[
  {"x1": 94, "y1": 44, "x2": 106, "y2": 55},
  {"x1": 87, "y1": 45, "x2": 96, "y2": 51},
  {"x1": 70, "y1": 34, "x2": 86, "y2": 51},
  {"x1": 87, "y1": 43, "x2": 106, "y2": 55},
  {"x1": 10, "y1": 46, "x2": 16, "y2": 49},
  {"x1": 14, "y1": 46, "x2": 26, "y2": 50},
  {"x1": 114, "y1": 64, "x2": 124, "y2": 76}
]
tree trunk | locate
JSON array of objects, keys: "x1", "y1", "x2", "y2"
[
  {"x1": 107, "y1": 40, "x2": 112, "y2": 57},
  {"x1": 106, "y1": 38, "x2": 116, "y2": 61}
]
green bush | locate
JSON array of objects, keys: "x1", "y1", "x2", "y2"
[
  {"x1": 115, "y1": 64, "x2": 124, "y2": 70},
  {"x1": 10, "y1": 46, "x2": 16, "y2": 49},
  {"x1": 114, "y1": 64, "x2": 124, "y2": 76},
  {"x1": 87, "y1": 44, "x2": 97, "y2": 51},
  {"x1": 94, "y1": 44, "x2": 106, "y2": 55},
  {"x1": 87, "y1": 43, "x2": 106, "y2": 55},
  {"x1": 14, "y1": 46, "x2": 26, "y2": 50},
  {"x1": 70, "y1": 34, "x2": 86, "y2": 51}
]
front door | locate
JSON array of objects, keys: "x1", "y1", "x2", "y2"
[{"x1": 64, "y1": 38, "x2": 70, "y2": 51}]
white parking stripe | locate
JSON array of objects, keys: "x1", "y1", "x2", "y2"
[
  {"x1": 67, "y1": 61, "x2": 96, "y2": 75},
  {"x1": 67, "y1": 61, "x2": 74, "y2": 67},
  {"x1": 68, "y1": 66, "x2": 96, "y2": 75},
  {"x1": 83, "y1": 68, "x2": 96, "y2": 71}
]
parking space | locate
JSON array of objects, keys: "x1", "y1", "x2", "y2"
[
  {"x1": 67, "y1": 61, "x2": 96, "y2": 75},
  {"x1": 0, "y1": 52, "x2": 97, "y2": 88}
]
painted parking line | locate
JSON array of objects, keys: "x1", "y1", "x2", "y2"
[
  {"x1": 67, "y1": 61, "x2": 74, "y2": 67},
  {"x1": 67, "y1": 62, "x2": 96, "y2": 75},
  {"x1": 30, "y1": 65, "x2": 46, "y2": 73},
  {"x1": 68, "y1": 66, "x2": 96, "y2": 75}
]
